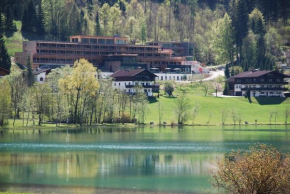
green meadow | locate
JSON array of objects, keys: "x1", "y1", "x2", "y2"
[{"x1": 147, "y1": 83, "x2": 290, "y2": 125}]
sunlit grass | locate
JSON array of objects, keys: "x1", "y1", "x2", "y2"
[{"x1": 147, "y1": 82, "x2": 290, "y2": 125}]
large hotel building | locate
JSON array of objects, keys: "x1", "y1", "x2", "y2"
[{"x1": 15, "y1": 35, "x2": 194, "y2": 73}]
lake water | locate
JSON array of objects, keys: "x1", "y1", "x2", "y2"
[{"x1": 0, "y1": 125, "x2": 290, "y2": 194}]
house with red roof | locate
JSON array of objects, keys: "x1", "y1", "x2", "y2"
[
  {"x1": 110, "y1": 69, "x2": 159, "y2": 96},
  {"x1": 227, "y1": 70, "x2": 289, "y2": 97}
]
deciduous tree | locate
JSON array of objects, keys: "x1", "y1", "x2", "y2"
[{"x1": 212, "y1": 144, "x2": 290, "y2": 194}]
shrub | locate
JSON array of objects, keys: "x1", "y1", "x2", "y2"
[{"x1": 211, "y1": 144, "x2": 290, "y2": 194}]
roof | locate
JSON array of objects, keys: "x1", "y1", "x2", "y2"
[
  {"x1": 228, "y1": 70, "x2": 290, "y2": 82},
  {"x1": 33, "y1": 68, "x2": 51, "y2": 75},
  {"x1": 0, "y1": 67, "x2": 10, "y2": 73},
  {"x1": 231, "y1": 70, "x2": 272, "y2": 78},
  {"x1": 111, "y1": 69, "x2": 157, "y2": 78}
]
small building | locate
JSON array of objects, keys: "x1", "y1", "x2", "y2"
[
  {"x1": 0, "y1": 67, "x2": 10, "y2": 77},
  {"x1": 228, "y1": 70, "x2": 289, "y2": 97},
  {"x1": 111, "y1": 69, "x2": 159, "y2": 96},
  {"x1": 33, "y1": 68, "x2": 51, "y2": 83}
]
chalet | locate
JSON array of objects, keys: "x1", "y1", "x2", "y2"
[
  {"x1": 0, "y1": 67, "x2": 10, "y2": 77},
  {"x1": 228, "y1": 70, "x2": 289, "y2": 97},
  {"x1": 111, "y1": 69, "x2": 159, "y2": 96},
  {"x1": 33, "y1": 68, "x2": 51, "y2": 83}
]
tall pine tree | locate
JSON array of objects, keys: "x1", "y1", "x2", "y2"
[
  {"x1": 0, "y1": 35, "x2": 11, "y2": 71},
  {"x1": 5, "y1": 6, "x2": 17, "y2": 32},
  {"x1": 95, "y1": 11, "x2": 101, "y2": 35},
  {"x1": 26, "y1": 56, "x2": 34, "y2": 87},
  {"x1": 86, "y1": 0, "x2": 94, "y2": 17},
  {"x1": 37, "y1": 1, "x2": 45, "y2": 35},
  {"x1": 0, "y1": 12, "x2": 4, "y2": 34},
  {"x1": 232, "y1": 0, "x2": 249, "y2": 60}
]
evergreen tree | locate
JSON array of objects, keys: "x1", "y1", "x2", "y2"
[
  {"x1": 37, "y1": 1, "x2": 45, "y2": 35},
  {"x1": 249, "y1": 9, "x2": 265, "y2": 36},
  {"x1": 5, "y1": 6, "x2": 17, "y2": 32},
  {"x1": 141, "y1": 22, "x2": 147, "y2": 44},
  {"x1": 95, "y1": 11, "x2": 101, "y2": 35},
  {"x1": 22, "y1": 0, "x2": 37, "y2": 33},
  {"x1": 0, "y1": 12, "x2": 4, "y2": 34},
  {"x1": 86, "y1": 0, "x2": 94, "y2": 17},
  {"x1": 0, "y1": 35, "x2": 11, "y2": 71},
  {"x1": 67, "y1": 4, "x2": 80, "y2": 36},
  {"x1": 21, "y1": 8, "x2": 28, "y2": 32},
  {"x1": 232, "y1": 0, "x2": 249, "y2": 60},
  {"x1": 255, "y1": 35, "x2": 266, "y2": 66},
  {"x1": 223, "y1": 82, "x2": 229, "y2": 95},
  {"x1": 225, "y1": 64, "x2": 230, "y2": 79},
  {"x1": 26, "y1": 56, "x2": 34, "y2": 87}
]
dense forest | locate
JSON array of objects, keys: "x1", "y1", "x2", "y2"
[{"x1": 0, "y1": 0, "x2": 290, "y2": 69}]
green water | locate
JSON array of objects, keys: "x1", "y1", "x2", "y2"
[{"x1": 0, "y1": 125, "x2": 290, "y2": 193}]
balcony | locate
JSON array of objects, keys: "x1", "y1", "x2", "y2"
[
  {"x1": 241, "y1": 86, "x2": 286, "y2": 91},
  {"x1": 125, "y1": 84, "x2": 160, "y2": 89}
]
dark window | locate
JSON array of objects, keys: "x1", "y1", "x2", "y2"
[
  {"x1": 269, "y1": 79, "x2": 272, "y2": 82},
  {"x1": 277, "y1": 79, "x2": 281, "y2": 82},
  {"x1": 40, "y1": 77, "x2": 44, "y2": 81}
]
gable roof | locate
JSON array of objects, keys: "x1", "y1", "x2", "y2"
[
  {"x1": 33, "y1": 68, "x2": 51, "y2": 75},
  {"x1": 228, "y1": 70, "x2": 289, "y2": 82},
  {"x1": 111, "y1": 69, "x2": 157, "y2": 78},
  {"x1": 232, "y1": 70, "x2": 272, "y2": 78}
]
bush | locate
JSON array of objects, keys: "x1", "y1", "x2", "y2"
[{"x1": 211, "y1": 144, "x2": 290, "y2": 194}]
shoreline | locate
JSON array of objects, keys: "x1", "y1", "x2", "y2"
[
  {"x1": 1, "y1": 122, "x2": 290, "y2": 131},
  {"x1": 0, "y1": 183, "x2": 202, "y2": 194}
]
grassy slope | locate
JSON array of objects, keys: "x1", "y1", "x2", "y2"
[
  {"x1": 147, "y1": 83, "x2": 290, "y2": 125},
  {"x1": 4, "y1": 21, "x2": 24, "y2": 56},
  {"x1": 4, "y1": 21, "x2": 44, "y2": 57}
]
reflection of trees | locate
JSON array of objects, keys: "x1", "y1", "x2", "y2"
[{"x1": 0, "y1": 152, "x2": 223, "y2": 181}]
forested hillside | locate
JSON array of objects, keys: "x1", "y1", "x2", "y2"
[{"x1": 0, "y1": 0, "x2": 290, "y2": 68}]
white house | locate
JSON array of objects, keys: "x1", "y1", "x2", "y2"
[{"x1": 111, "y1": 69, "x2": 159, "y2": 96}]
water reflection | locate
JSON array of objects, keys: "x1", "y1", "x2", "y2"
[{"x1": 0, "y1": 125, "x2": 289, "y2": 193}]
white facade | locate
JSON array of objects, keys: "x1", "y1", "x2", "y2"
[
  {"x1": 234, "y1": 84, "x2": 285, "y2": 97},
  {"x1": 112, "y1": 81, "x2": 154, "y2": 96},
  {"x1": 35, "y1": 72, "x2": 46, "y2": 83}
]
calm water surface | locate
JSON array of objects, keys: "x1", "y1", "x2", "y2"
[{"x1": 0, "y1": 125, "x2": 290, "y2": 193}]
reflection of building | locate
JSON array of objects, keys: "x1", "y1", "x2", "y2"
[
  {"x1": 227, "y1": 70, "x2": 289, "y2": 97},
  {"x1": 111, "y1": 69, "x2": 159, "y2": 96}
]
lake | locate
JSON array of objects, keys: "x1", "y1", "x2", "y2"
[{"x1": 0, "y1": 125, "x2": 289, "y2": 194}]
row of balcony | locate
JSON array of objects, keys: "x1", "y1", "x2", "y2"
[{"x1": 125, "y1": 84, "x2": 160, "y2": 89}]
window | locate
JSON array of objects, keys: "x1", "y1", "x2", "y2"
[
  {"x1": 40, "y1": 77, "x2": 44, "y2": 82},
  {"x1": 277, "y1": 79, "x2": 281, "y2": 82},
  {"x1": 114, "y1": 83, "x2": 116, "y2": 86},
  {"x1": 269, "y1": 79, "x2": 272, "y2": 82},
  {"x1": 260, "y1": 79, "x2": 264, "y2": 82},
  {"x1": 237, "y1": 79, "x2": 241, "y2": 83},
  {"x1": 119, "y1": 83, "x2": 120, "y2": 86}
]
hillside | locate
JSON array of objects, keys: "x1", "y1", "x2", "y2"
[{"x1": 1, "y1": 0, "x2": 290, "y2": 69}]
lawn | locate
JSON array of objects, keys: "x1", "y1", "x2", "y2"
[{"x1": 147, "y1": 82, "x2": 290, "y2": 125}]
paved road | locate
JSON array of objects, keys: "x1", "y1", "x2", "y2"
[{"x1": 202, "y1": 70, "x2": 224, "y2": 81}]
